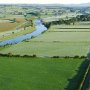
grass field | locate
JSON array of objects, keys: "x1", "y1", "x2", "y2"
[
  {"x1": 50, "y1": 22, "x2": 90, "y2": 30},
  {"x1": 0, "y1": 5, "x2": 90, "y2": 90},
  {"x1": 1, "y1": 23, "x2": 90, "y2": 56},
  {"x1": 0, "y1": 42, "x2": 89, "y2": 56},
  {"x1": 0, "y1": 57, "x2": 86, "y2": 90},
  {"x1": 30, "y1": 31, "x2": 90, "y2": 42}
]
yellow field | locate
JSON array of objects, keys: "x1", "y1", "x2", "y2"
[{"x1": 0, "y1": 22, "x2": 20, "y2": 32}]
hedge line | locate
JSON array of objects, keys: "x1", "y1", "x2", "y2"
[
  {"x1": 0, "y1": 53, "x2": 36, "y2": 58},
  {"x1": 0, "y1": 53, "x2": 87, "y2": 59}
]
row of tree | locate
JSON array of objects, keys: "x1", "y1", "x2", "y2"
[
  {"x1": 76, "y1": 14, "x2": 90, "y2": 21},
  {"x1": 43, "y1": 14, "x2": 90, "y2": 26}
]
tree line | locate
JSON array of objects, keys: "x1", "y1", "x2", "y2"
[{"x1": 42, "y1": 14, "x2": 90, "y2": 28}]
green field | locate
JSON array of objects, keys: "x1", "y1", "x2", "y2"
[
  {"x1": 1, "y1": 22, "x2": 90, "y2": 56},
  {"x1": 0, "y1": 57, "x2": 86, "y2": 90},
  {"x1": 50, "y1": 22, "x2": 90, "y2": 30},
  {"x1": 30, "y1": 32, "x2": 90, "y2": 42},
  {"x1": 0, "y1": 42, "x2": 89, "y2": 56},
  {"x1": 0, "y1": 4, "x2": 90, "y2": 90}
]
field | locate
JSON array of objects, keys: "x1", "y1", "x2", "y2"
[
  {"x1": 0, "y1": 18, "x2": 35, "y2": 41},
  {"x1": 30, "y1": 32, "x2": 90, "y2": 42},
  {"x1": 0, "y1": 57, "x2": 86, "y2": 90},
  {"x1": 0, "y1": 5, "x2": 90, "y2": 90},
  {"x1": 0, "y1": 22, "x2": 20, "y2": 32},
  {"x1": 1, "y1": 21, "x2": 90, "y2": 57},
  {"x1": 0, "y1": 42, "x2": 89, "y2": 56},
  {"x1": 0, "y1": 26, "x2": 35, "y2": 41},
  {"x1": 0, "y1": 17, "x2": 26, "y2": 32}
]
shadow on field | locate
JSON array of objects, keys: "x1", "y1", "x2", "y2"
[{"x1": 64, "y1": 60, "x2": 89, "y2": 90}]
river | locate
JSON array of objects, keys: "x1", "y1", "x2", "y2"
[{"x1": 0, "y1": 19, "x2": 47, "y2": 46}]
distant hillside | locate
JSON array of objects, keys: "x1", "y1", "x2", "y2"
[{"x1": 62, "y1": 3, "x2": 90, "y2": 7}]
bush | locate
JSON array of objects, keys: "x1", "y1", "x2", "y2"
[
  {"x1": 43, "y1": 22, "x2": 51, "y2": 29},
  {"x1": 74, "y1": 55, "x2": 79, "y2": 59},
  {"x1": 64, "y1": 56, "x2": 70, "y2": 58},
  {"x1": 80, "y1": 56, "x2": 86, "y2": 59},
  {"x1": 52, "y1": 56, "x2": 59, "y2": 58},
  {"x1": 23, "y1": 55, "x2": 30, "y2": 57},
  {"x1": 32, "y1": 54, "x2": 37, "y2": 57},
  {"x1": 8, "y1": 53, "x2": 13, "y2": 57},
  {"x1": 14, "y1": 54, "x2": 21, "y2": 57}
]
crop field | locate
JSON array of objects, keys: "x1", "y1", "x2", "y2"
[
  {"x1": 0, "y1": 57, "x2": 86, "y2": 90},
  {"x1": 30, "y1": 32, "x2": 90, "y2": 42},
  {"x1": 1, "y1": 22, "x2": 90, "y2": 56},
  {"x1": 0, "y1": 4, "x2": 90, "y2": 90},
  {"x1": 50, "y1": 23, "x2": 90, "y2": 32},
  {"x1": 0, "y1": 26, "x2": 35, "y2": 41},
  {"x1": 0, "y1": 17, "x2": 35, "y2": 41},
  {"x1": 0, "y1": 17, "x2": 26, "y2": 32},
  {"x1": 0, "y1": 38, "x2": 90, "y2": 57},
  {"x1": 0, "y1": 42, "x2": 89, "y2": 56},
  {"x1": 0, "y1": 22, "x2": 20, "y2": 32}
]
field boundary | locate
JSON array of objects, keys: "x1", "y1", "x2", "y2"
[
  {"x1": 49, "y1": 31, "x2": 90, "y2": 32},
  {"x1": 0, "y1": 53, "x2": 87, "y2": 59}
]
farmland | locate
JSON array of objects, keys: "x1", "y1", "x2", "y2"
[
  {"x1": 0, "y1": 18, "x2": 35, "y2": 41},
  {"x1": 0, "y1": 4, "x2": 90, "y2": 90},
  {"x1": 0, "y1": 26, "x2": 35, "y2": 41},
  {"x1": 1, "y1": 21, "x2": 90, "y2": 57},
  {"x1": 0, "y1": 57, "x2": 87, "y2": 90},
  {"x1": 0, "y1": 18, "x2": 26, "y2": 32},
  {"x1": 0, "y1": 42, "x2": 90, "y2": 56},
  {"x1": 0, "y1": 22, "x2": 20, "y2": 32}
]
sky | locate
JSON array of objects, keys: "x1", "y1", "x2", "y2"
[{"x1": 0, "y1": 0, "x2": 90, "y2": 4}]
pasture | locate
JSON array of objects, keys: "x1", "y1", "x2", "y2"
[
  {"x1": 0, "y1": 5, "x2": 90, "y2": 90},
  {"x1": 0, "y1": 57, "x2": 86, "y2": 90},
  {"x1": 1, "y1": 21, "x2": 90, "y2": 57},
  {"x1": 30, "y1": 32, "x2": 90, "y2": 42},
  {"x1": 0, "y1": 42, "x2": 89, "y2": 56}
]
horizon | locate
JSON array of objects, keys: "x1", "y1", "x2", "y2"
[{"x1": 0, "y1": 0, "x2": 90, "y2": 4}]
